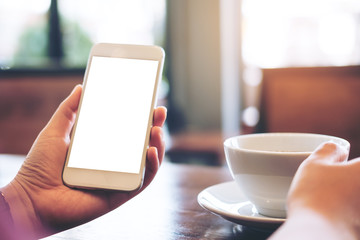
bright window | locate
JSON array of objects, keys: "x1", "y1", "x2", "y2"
[
  {"x1": 242, "y1": 0, "x2": 360, "y2": 68},
  {"x1": 0, "y1": 0, "x2": 166, "y2": 69}
]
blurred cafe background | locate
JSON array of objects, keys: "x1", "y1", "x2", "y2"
[{"x1": 1, "y1": 0, "x2": 360, "y2": 166}]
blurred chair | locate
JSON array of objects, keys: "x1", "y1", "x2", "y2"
[
  {"x1": 166, "y1": 130, "x2": 225, "y2": 166},
  {"x1": 257, "y1": 65, "x2": 360, "y2": 159}
]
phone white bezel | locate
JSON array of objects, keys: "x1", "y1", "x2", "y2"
[{"x1": 62, "y1": 43, "x2": 165, "y2": 191}]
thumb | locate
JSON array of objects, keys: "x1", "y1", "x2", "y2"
[{"x1": 42, "y1": 85, "x2": 82, "y2": 138}]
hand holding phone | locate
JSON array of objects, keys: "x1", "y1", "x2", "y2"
[
  {"x1": 62, "y1": 43, "x2": 165, "y2": 191},
  {"x1": 2, "y1": 83, "x2": 166, "y2": 238}
]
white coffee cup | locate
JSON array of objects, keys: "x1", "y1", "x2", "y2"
[{"x1": 224, "y1": 133, "x2": 350, "y2": 218}]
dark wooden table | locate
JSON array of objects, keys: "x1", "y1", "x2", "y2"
[{"x1": 0, "y1": 154, "x2": 278, "y2": 239}]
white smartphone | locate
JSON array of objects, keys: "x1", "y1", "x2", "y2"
[{"x1": 62, "y1": 43, "x2": 165, "y2": 191}]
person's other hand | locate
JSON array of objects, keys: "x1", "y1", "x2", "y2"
[
  {"x1": 287, "y1": 142, "x2": 357, "y2": 222},
  {"x1": 1, "y1": 85, "x2": 167, "y2": 239},
  {"x1": 271, "y1": 142, "x2": 360, "y2": 239}
]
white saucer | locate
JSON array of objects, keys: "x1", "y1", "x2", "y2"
[{"x1": 197, "y1": 181, "x2": 285, "y2": 230}]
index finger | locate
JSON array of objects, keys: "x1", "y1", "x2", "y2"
[{"x1": 306, "y1": 141, "x2": 349, "y2": 165}]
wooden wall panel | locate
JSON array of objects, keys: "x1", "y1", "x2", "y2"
[
  {"x1": 0, "y1": 75, "x2": 82, "y2": 154},
  {"x1": 259, "y1": 66, "x2": 360, "y2": 159}
]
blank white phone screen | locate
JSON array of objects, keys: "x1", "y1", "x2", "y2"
[{"x1": 67, "y1": 56, "x2": 159, "y2": 173}]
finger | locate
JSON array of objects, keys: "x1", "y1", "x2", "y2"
[
  {"x1": 42, "y1": 85, "x2": 82, "y2": 138},
  {"x1": 346, "y1": 156, "x2": 360, "y2": 165},
  {"x1": 142, "y1": 147, "x2": 160, "y2": 188},
  {"x1": 149, "y1": 126, "x2": 165, "y2": 164},
  {"x1": 153, "y1": 106, "x2": 167, "y2": 127},
  {"x1": 306, "y1": 141, "x2": 348, "y2": 164},
  {"x1": 140, "y1": 126, "x2": 165, "y2": 190}
]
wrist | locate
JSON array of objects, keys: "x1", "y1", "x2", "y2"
[
  {"x1": 283, "y1": 207, "x2": 357, "y2": 240},
  {"x1": 1, "y1": 181, "x2": 40, "y2": 239},
  {"x1": 0, "y1": 190, "x2": 17, "y2": 239}
]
